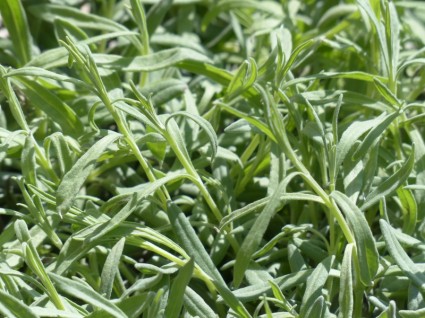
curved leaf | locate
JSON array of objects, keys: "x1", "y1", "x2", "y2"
[
  {"x1": 16, "y1": 77, "x2": 84, "y2": 138},
  {"x1": 0, "y1": 0, "x2": 32, "y2": 66},
  {"x1": 0, "y1": 289, "x2": 38, "y2": 318},
  {"x1": 361, "y1": 147, "x2": 415, "y2": 211},
  {"x1": 380, "y1": 219, "x2": 425, "y2": 293},
  {"x1": 331, "y1": 191, "x2": 379, "y2": 286},
  {"x1": 49, "y1": 273, "x2": 127, "y2": 318},
  {"x1": 166, "y1": 111, "x2": 218, "y2": 160},
  {"x1": 56, "y1": 132, "x2": 121, "y2": 216},
  {"x1": 167, "y1": 201, "x2": 252, "y2": 318}
]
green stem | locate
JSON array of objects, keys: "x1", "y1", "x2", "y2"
[
  {"x1": 276, "y1": 125, "x2": 354, "y2": 243},
  {"x1": 100, "y1": 96, "x2": 170, "y2": 205},
  {"x1": 67, "y1": 42, "x2": 170, "y2": 204},
  {"x1": 130, "y1": 0, "x2": 150, "y2": 86},
  {"x1": 25, "y1": 243, "x2": 65, "y2": 310},
  {"x1": 32, "y1": 136, "x2": 60, "y2": 184},
  {"x1": 269, "y1": 90, "x2": 355, "y2": 245},
  {"x1": 0, "y1": 69, "x2": 59, "y2": 184},
  {"x1": 164, "y1": 130, "x2": 222, "y2": 221},
  {"x1": 128, "y1": 238, "x2": 217, "y2": 297}
]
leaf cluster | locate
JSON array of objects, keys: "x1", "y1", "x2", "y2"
[{"x1": 0, "y1": 0, "x2": 425, "y2": 317}]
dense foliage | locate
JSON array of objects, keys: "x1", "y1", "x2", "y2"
[{"x1": 1, "y1": 0, "x2": 425, "y2": 317}]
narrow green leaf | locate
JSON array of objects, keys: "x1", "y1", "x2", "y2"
[
  {"x1": 280, "y1": 39, "x2": 315, "y2": 79},
  {"x1": 339, "y1": 244, "x2": 354, "y2": 318},
  {"x1": 305, "y1": 296, "x2": 327, "y2": 318},
  {"x1": 390, "y1": 230, "x2": 425, "y2": 252},
  {"x1": 226, "y1": 58, "x2": 257, "y2": 99},
  {"x1": 399, "y1": 308, "x2": 425, "y2": 318},
  {"x1": 343, "y1": 151, "x2": 364, "y2": 202},
  {"x1": 268, "y1": 143, "x2": 286, "y2": 195},
  {"x1": 361, "y1": 147, "x2": 415, "y2": 211},
  {"x1": 380, "y1": 219, "x2": 425, "y2": 293},
  {"x1": 31, "y1": 307, "x2": 83, "y2": 318},
  {"x1": 229, "y1": 11, "x2": 246, "y2": 54},
  {"x1": 164, "y1": 258, "x2": 194, "y2": 318},
  {"x1": 5, "y1": 67, "x2": 91, "y2": 89},
  {"x1": 201, "y1": 0, "x2": 283, "y2": 32},
  {"x1": 14, "y1": 220, "x2": 65, "y2": 310},
  {"x1": 27, "y1": 31, "x2": 138, "y2": 69},
  {"x1": 233, "y1": 179, "x2": 286, "y2": 287},
  {"x1": 361, "y1": 142, "x2": 380, "y2": 197},
  {"x1": 166, "y1": 111, "x2": 218, "y2": 161},
  {"x1": 318, "y1": 4, "x2": 357, "y2": 27},
  {"x1": 28, "y1": 4, "x2": 142, "y2": 51},
  {"x1": 167, "y1": 201, "x2": 252, "y2": 318},
  {"x1": 357, "y1": 0, "x2": 389, "y2": 72},
  {"x1": 44, "y1": 132, "x2": 74, "y2": 177},
  {"x1": 100, "y1": 238, "x2": 125, "y2": 299},
  {"x1": 404, "y1": 185, "x2": 425, "y2": 191},
  {"x1": 352, "y1": 110, "x2": 400, "y2": 162},
  {"x1": 287, "y1": 243, "x2": 307, "y2": 272},
  {"x1": 3, "y1": 218, "x2": 47, "y2": 268},
  {"x1": 335, "y1": 114, "x2": 386, "y2": 173},
  {"x1": 217, "y1": 102, "x2": 275, "y2": 141},
  {"x1": 331, "y1": 191, "x2": 379, "y2": 286},
  {"x1": 0, "y1": 289, "x2": 38, "y2": 318},
  {"x1": 300, "y1": 256, "x2": 333, "y2": 317},
  {"x1": 56, "y1": 132, "x2": 121, "y2": 216},
  {"x1": 29, "y1": 4, "x2": 124, "y2": 32},
  {"x1": 0, "y1": 66, "x2": 29, "y2": 131},
  {"x1": 226, "y1": 270, "x2": 313, "y2": 303},
  {"x1": 165, "y1": 117, "x2": 192, "y2": 160},
  {"x1": 0, "y1": 266, "x2": 53, "y2": 295},
  {"x1": 49, "y1": 273, "x2": 127, "y2": 318},
  {"x1": 22, "y1": 243, "x2": 65, "y2": 310},
  {"x1": 268, "y1": 280, "x2": 295, "y2": 313},
  {"x1": 292, "y1": 237, "x2": 328, "y2": 263},
  {"x1": 373, "y1": 78, "x2": 400, "y2": 108},
  {"x1": 397, "y1": 188, "x2": 418, "y2": 235},
  {"x1": 281, "y1": 71, "x2": 388, "y2": 90},
  {"x1": 377, "y1": 301, "x2": 396, "y2": 318},
  {"x1": 146, "y1": 0, "x2": 173, "y2": 35},
  {"x1": 268, "y1": 280, "x2": 285, "y2": 303},
  {"x1": 114, "y1": 101, "x2": 156, "y2": 128},
  {"x1": 99, "y1": 172, "x2": 192, "y2": 216},
  {"x1": 145, "y1": 125, "x2": 167, "y2": 163},
  {"x1": 94, "y1": 48, "x2": 212, "y2": 72},
  {"x1": 53, "y1": 17, "x2": 90, "y2": 44},
  {"x1": 407, "y1": 284, "x2": 425, "y2": 312},
  {"x1": 145, "y1": 288, "x2": 165, "y2": 317},
  {"x1": 184, "y1": 287, "x2": 216, "y2": 318},
  {"x1": 397, "y1": 58, "x2": 425, "y2": 80},
  {"x1": 81, "y1": 194, "x2": 138, "y2": 244},
  {"x1": 14, "y1": 219, "x2": 31, "y2": 243},
  {"x1": 130, "y1": 0, "x2": 150, "y2": 78},
  {"x1": 114, "y1": 293, "x2": 150, "y2": 318},
  {"x1": 0, "y1": 0, "x2": 32, "y2": 66},
  {"x1": 263, "y1": 296, "x2": 273, "y2": 318},
  {"x1": 332, "y1": 94, "x2": 343, "y2": 145},
  {"x1": 137, "y1": 79, "x2": 187, "y2": 106},
  {"x1": 21, "y1": 135, "x2": 36, "y2": 185},
  {"x1": 15, "y1": 77, "x2": 84, "y2": 138},
  {"x1": 121, "y1": 274, "x2": 163, "y2": 299},
  {"x1": 386, "y1": 1, "x2": 400, "y2": 80}
]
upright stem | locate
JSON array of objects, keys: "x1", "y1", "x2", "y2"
[
  {"x1": 98, "y1": 94, "x2": 169, "y2": 205},
  {"x1": 268, "y1": 87, "x2": 355, "y2": 245},
  {"x1": 63, "y1": 39, "x2": 170, "y2": 205},
  {"x1": 164, "y1": 130, "x2": 222, "y2": 221}
]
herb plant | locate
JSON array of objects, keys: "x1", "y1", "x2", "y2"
[{"x1": 0, "y1": 0, "x2": 425, "y2": 317}]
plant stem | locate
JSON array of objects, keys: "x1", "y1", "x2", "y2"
[{"x1": 164, "y1": 130, "x2": 222, "y2": 222}]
